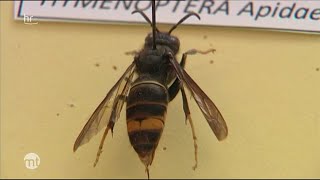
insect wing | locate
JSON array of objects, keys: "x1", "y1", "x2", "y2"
[
  {"x1": 109, "y1": 66, "x2": 135, "y2": 124},
  {"x1": 73, "y1": 62, "x2": 136, "y2": 152},
  {"x1": 168, "y1": 55, "x2": 228, "y2": 141}
]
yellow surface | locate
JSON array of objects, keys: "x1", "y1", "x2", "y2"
[{"x1": 1, "y1": 1, "x2": 320, "y2": 179}]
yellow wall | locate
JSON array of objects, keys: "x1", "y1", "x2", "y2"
[{"x1": 1, "y1": 1, "x2": 320, "y2": 179}]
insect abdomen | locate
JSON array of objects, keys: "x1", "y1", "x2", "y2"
[{"x1": 126, "y1": 81, "x2": 168, "y2": 166}]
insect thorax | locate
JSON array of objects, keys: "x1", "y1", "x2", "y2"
[{"x1": 144, "y1": 32, "x2": 180, "y2": 55}]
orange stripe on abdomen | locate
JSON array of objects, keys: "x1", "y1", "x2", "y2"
[{"x1": 127, "y1": 118, "x2": 164, "y2": 133}]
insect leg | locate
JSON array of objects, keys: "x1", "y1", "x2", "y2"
[
  {"x1": 183, "y1": 48, "x2": 216, "y2": 56},
  {"x1": 181, "y1": 85, "x2": 198, "y2": 170},
  {"x1": 124, "y1": 50, "x2": 139, "y2": 56},
  {"x1": 93, "y1": 124, "x2": 112, "y2": 167},
  {"x1": 116, "y1": 94, "x2": 127, "y2": 103},
  {"x1": 93, "y1": 94, "x2": 127, "y2": 167},
  {"x1": 168, "y1": 48, "x2": 216, "y2": 169}
]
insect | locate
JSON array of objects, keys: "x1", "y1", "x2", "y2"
[{"x1": 73, "y1": 0, "x2": 228, "y2": 178}]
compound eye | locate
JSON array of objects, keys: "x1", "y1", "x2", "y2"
[{"x1": 170, "y1": 36, "x2": 177, "y2": 43}]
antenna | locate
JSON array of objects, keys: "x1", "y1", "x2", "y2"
[
  {"x1": 132, "y1": 10, "x2": 160, "y2": 32},
  {"x1": 168, "y1": 12, "x2": 200, "y2": 34},
  {"x1": 152, "y1": 0, "x2": 156, "y2": 50}
]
